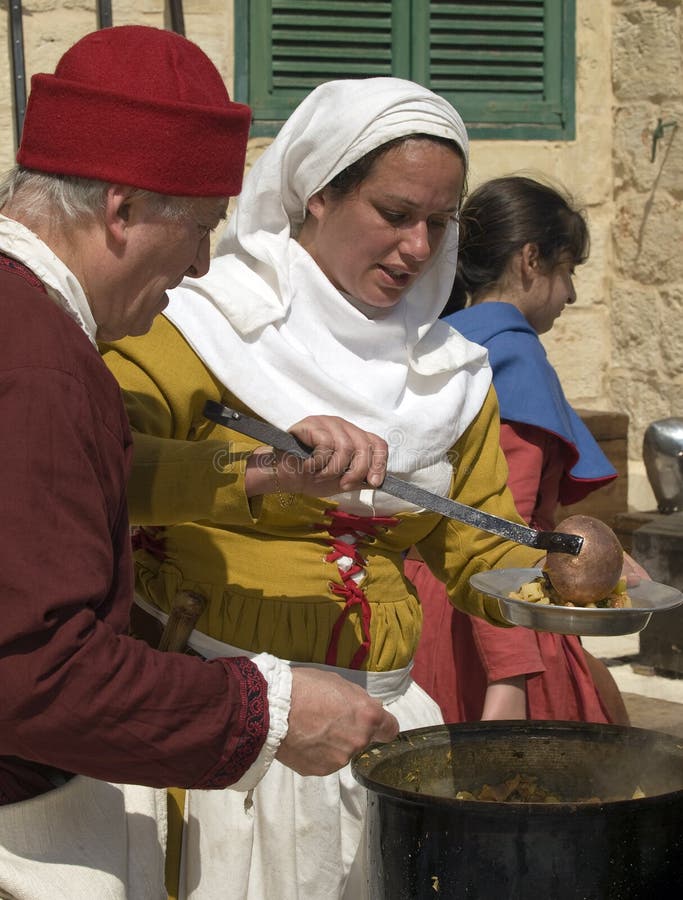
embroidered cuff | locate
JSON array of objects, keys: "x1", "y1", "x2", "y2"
[{"x1": 228, "y1": 652, "x2": 292, "y2": 792}]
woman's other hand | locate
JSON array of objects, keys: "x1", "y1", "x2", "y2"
[{"x1": 621, "y1": 551, "x2": 651, "y2": 588}]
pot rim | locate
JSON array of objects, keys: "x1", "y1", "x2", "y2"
[{"x1": 352, "y1": 720, "x2": 683, "y2": 811}]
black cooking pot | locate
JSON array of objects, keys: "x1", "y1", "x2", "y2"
[{"x1": 352, "y1": 721, "x2": 683, "y2": 899}]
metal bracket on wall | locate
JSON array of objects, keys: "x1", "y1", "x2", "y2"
[
  {"x1": 651, "y1": 118, "x2": 677, "y2": 163},
  {"x1": 168, "y1": 0, "x2": 185, "y2": 36},
  {"x1": 9, "y1": 0, "x2": 26, "y2": 148},
  {"x1": 97, "y1": 1, "x2": 113, "y2": 29}
]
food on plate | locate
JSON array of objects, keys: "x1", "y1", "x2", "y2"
[
  {"x1": 543, "y1": 514, "x2": 624, "y2": 606},
  {"x1": 509, "y1": 572, "x2": 631, "y2": 609}
]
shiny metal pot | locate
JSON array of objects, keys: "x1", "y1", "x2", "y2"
[{"x1": 643, "y1": 418, "x2": 683, "y2": 513}]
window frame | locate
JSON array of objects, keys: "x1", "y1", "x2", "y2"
[{"x1": 234, "y1": 0, "x2": 576, "y2": 141}]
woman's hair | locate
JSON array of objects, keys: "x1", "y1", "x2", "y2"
[
  {"x1": 447, "y1": 175, "x2": 590, "y2": 311},
  {"x1": 0, "y1": 166, "x2": 196, "y2": 227},
  {"x1": 325, "y1": 134, "x2": 468, "y2": 201}
]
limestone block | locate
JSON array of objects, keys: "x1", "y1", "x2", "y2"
[
  {"x1": 662, "y1": 379, "x2": 683, "y2": 418},
  {"x1": 610, "y1": 282, "x2": 662, "y2": 371},
  {"x1": 184, "y1": 2, "x2": 234, "y2": 80},
  {"x1": 615, "y1": 101, "x2": 683, "y2": 194},
  {"x1": 615, "y1": 102, "x2": 661, "y2": 187},
  {"x1": 95, "y1": 0, "x2": 163, "y2": 19},
  {"x1": 0, "y1": 13, "x2": 14, "y2": 149},
  {"x1": 562, "y1": 124, "x2": 613, "y2": 202},
  {"x1": 576, "y1": 0, "x2": 613, "y2": 111},
  {"x1": 544, "y1": 306, "x2": 611, "y2": 405},
  {"x1": 659, "y1": 287, "x2": 683, "y2": 371},
  {"x1": 648, "y1": 106, "x2": 683, "y2": 193},
  {"x1": 576, "y1": 208, "x2": 612, "y2": 300},
  {"x1": 613, "y1": 4, "x2": 682, "y2": 101},
  {"x1": 628, "y1": 461, "x2": 658, "y2": 511},
  {"x1": 610, "y1": 373, "x2": 672, "y2": 460},
  {"x1": 613, "y1": 191, "x2": 683, "y2": 284}
]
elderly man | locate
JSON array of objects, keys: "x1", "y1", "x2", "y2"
[{"x1": 0, "y1": 25, "x2": 397, "y2": 900}]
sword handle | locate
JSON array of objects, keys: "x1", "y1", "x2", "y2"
[{"x1": 157, "y1": 590, "x2": 206, "y2": 653}]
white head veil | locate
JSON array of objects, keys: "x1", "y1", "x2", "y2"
[{"x1": 165, "y1": 77, "x2": 491, "y2": 512}]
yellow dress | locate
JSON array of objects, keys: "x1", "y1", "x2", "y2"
[{"x1": 102, "y1": 314, "x2": 542, "y2": 672}]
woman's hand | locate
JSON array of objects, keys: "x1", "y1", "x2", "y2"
[
  {"x1": 245, "y1": 415, "x2": 389, "y2": 499},
  {"x1": 621, "y1": 551, "x2": 651, "y2": 588}
]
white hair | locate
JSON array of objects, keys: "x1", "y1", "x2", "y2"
[{"x1": 0, "y1": 166, "x2": 194, "y2": 227}]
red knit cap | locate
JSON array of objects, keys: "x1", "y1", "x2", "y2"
[{"x1": 17, "y1": 25, "x2": 251, "y2": 197}]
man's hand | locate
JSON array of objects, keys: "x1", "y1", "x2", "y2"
[{"x1": 275, "y1": 667, "x2": 399, "y2": 776}]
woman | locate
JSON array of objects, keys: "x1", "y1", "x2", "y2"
[
  {"x1": 408, "y1": 175, "x2": 630, "y2": 724},
  {"x1": 103, "y1": 86, "x2": 573, "y2": 899}
]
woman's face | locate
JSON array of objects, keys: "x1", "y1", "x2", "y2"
[
  {"x1": 522, "y1": 255, "x2": 577, "y2": 335},
  {"x1": 298, "y1": 139, "x2": 465, "y2": 309}
]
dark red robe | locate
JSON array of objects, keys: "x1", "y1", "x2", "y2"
[{"x1": 0, "y1": 256, "x2": 268, "y2": 804}]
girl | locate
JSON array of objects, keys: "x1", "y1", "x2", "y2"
[{"x1": 408, "y1": 176, "x2": 631, "y2": 725}]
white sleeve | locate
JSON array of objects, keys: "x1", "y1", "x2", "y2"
[{"x1": 227, "y1": 653, "x2": 292, "y2": 792}]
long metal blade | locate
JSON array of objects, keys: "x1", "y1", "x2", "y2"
[{"x1": 203, "y1": 401, "x2": 583, "y2": 556}]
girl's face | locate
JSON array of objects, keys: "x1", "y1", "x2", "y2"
[
  {"x1": 521, "y1": 255, "x2": 577, "y2": 335},
  {"x1": 298, "y1": 139, "x2": 465, "y2": 310}
]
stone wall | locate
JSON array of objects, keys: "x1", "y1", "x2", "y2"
[
  {"x1": 472, "y1": 0, "x2": 682, "y2": 513},
  {"x1": 1, "y1": 0, "x2": 680, "y2": 513},
  {"x1": 610, "y1": 0, "x2": 683, "y2": 510}
]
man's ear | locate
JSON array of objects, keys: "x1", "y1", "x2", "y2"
[{"x1": 104, "y1": 185, "x2": 137, "y2": 242}]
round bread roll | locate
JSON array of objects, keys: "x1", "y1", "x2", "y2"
[{"x1": 544, "y1": 515, "x2": 624, "y2": 606}]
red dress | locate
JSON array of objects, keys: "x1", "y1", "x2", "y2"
[{"x1": 409, "y1": 422, "x2": 617, "y2": 724}]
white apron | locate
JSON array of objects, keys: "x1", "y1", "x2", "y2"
[
  {"x1": 141, "y1": 608, "x2": 444, "y2": 900},
  {"x1": 0, "y1": 777, "x2": 166, "y2": 900}
]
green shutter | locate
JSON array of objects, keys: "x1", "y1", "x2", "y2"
[
  {"x1": 422, "y1": 0, "x2": 575, "y2": 138},
  {"x1": 235, "y1": 0, "x2": 575, "y2": 140},
  {"x1": 242, "y1": 0, "x2": 407, "y2": 132}
]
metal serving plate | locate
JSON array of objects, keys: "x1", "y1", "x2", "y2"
[{"x1": 470, "y1": 568, "x2": 683, "y2": 636}]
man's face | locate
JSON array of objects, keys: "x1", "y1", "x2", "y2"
[{"x1": 91, "y1": 195, "x2": 228, "y2": 342}]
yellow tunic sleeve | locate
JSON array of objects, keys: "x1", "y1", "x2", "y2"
[
  {"x1": 100, "y1": 315, "x2": 262, "y2": 527},
  {"x1": 416, "y1": 385, "x2": 545, "y2": 625}
]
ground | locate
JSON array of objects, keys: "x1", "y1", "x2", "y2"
[{"x1": 582, "y1": 633, "x2": 683, "y2": 737}]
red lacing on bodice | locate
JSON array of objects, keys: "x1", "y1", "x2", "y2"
[{"x1": 315, "y1": 509, "x2": 399, "y2": 669}]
